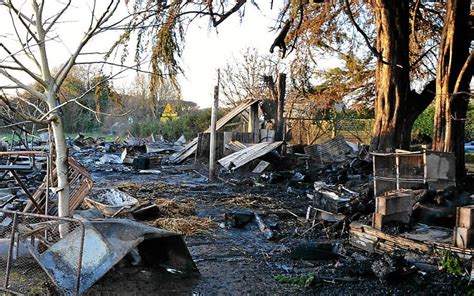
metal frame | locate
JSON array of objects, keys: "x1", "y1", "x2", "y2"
[
  {"x1": 0, "y1": 151, "x2": 46, "y2": 213},
  {"x1": 0, "y1": 209, "x2": 85, "y2": 295},
  {"x1": 372, "y1": 150, "x2": 456, "y2": 195}
]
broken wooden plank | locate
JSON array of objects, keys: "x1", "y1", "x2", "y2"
[
  {"x1": 252, "y1": 160, "x2": 270, "y2": 174},
  {"x1": 350, "y1": 222, "x2": 432, "y2": 253},
  {"x1": 171, "y1": 138, "x2": 198, "y2": 164},
  {"x1": 225, "y1": 141, "x2": 248, "y2": 154},
  {"x1": 10, "y1": 170, "x2": 42, "y2": 212},
  {"x1": 170, "y1": 99, "x2": 260, "y2": 164},
  {"x1": 349, "y1": 222, "x2": 474, "y2": 256},
  {"x1": 351, "y1": 223, "x2": 474, "y2": 257},
  {"x1": 218, "y1": 141, "x2": 283, "y2": 170}
]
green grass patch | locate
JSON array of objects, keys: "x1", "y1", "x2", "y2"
[
  {"x1": 466, "y1": 153, "x2": 474, "y2": 164},
  {"x1": 440, "y1": 251, "x2": 464, "y2": 276},
  {"x1": 274, "y1": 273, "x2": 315, "y2": 288}
]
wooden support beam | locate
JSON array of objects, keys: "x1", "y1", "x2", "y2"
[
  {"x1": 247, "y1": 103, "x2": 259, "y2": 133},
  {"x1": 209, "y1": 70, "x2": 220, "y2": 181},
  {"x1": 275, "y1": 73, "x2": 286, "y2": 142}
]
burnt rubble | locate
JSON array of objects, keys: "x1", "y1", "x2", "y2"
[{"x1": 0, "y1": 133, "x2": 472, "y2": 295}]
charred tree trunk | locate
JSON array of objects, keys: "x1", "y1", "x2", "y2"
[
  {"x1": 432, "y1": 0, "x2": 472, "y2": 180},
  {"x1": 370, "y1": 0, "x2": 411, "y2": 151}
]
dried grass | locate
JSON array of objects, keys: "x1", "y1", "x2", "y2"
[
  {"x1": 219, "y1": 195, "x2": 276, "y2": 208},
  {"x1": 155, "y1": 217, "x2": 216, "y2": 235},
  {"x1": 155, "y1": 198, "x2": 196, "y2": 217},
  {"x1": 220, "y1": 196, "x2": 258, "y2": 207},
  {"x1": 117, "y1": 182, "x2": 184, "y2": 199}
]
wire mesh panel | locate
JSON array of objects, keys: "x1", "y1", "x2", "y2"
[{"x1": 0, "y1": 209, "x2": 84, "y2": 295}]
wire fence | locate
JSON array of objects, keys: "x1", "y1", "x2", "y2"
[{"x1": 0, "y1": 209, "x2": 84, "y2": 295}]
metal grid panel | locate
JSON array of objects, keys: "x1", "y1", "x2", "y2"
[{"x1": 0, "y1": 210, "x2": 84, "y2": 295}]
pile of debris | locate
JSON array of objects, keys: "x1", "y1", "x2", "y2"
[
  {"x1": 0, "y1": 115, "x2": 472, "y2": 295},
  {"x1": 0, "y1": 136, "x2": 199, "y2": 295},
  {"x1": 69, "y1": 133, "x2": 187, "y2": 173}
]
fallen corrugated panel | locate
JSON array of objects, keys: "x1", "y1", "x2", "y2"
[
  {"x1": 170, "y1": 99, "x2": 260, "y2": 164},
  {"x1": 218, "y1": 141, "x2": 283, "y2": 170},
  {"x1": 30, "y1": 218, "x2": 198, "y2": 295}
]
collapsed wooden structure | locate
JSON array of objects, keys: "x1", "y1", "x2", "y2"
[{"x1": 170, "y1": 98, "x2": 262, "y2": 164}]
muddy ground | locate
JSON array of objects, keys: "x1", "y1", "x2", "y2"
[{"x1": 77, "y1": 163, "x2": 471, "y2": 295}]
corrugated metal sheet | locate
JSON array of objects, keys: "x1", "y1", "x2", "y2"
[
  {"x1": 218, "y1": 141, "x2": 283, "y2": 170},
  {"x1": 170, "y1": 99, "x2": 260, "y2": 164}
]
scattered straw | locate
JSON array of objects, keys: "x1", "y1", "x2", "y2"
[
  {"x1": 220, "y1": 196, "x2": 258, "y2": 207},
  {"x1": 155, "y1": 217, "x2": 216, "y2": 235},
  {"x1": 117, "y1": 182, "x2": 185, "y2": 199},
  {"x1": 155, "y1": 198, "x2": 195, "y2": 217}
]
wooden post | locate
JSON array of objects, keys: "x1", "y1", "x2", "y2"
[
  {"x1": 209, "y1": 70, "x2": 220, "y2": 181},
  {"x1": 248, "y1": 103, "x2": 259, "y2": 133},
  {"x1": 276, "y1": 73, "x2": 286, "y2": 144}
]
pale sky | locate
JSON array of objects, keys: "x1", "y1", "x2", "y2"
[
  {"x1": 0, "y1": 1, "x2": 283, "y2": 108},
  {"x1": 178, "y1": 4, "x2": 282, "y2": 107}
]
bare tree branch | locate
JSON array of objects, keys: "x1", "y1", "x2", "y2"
[
  {"x1": 55, "y1": 0, "x2": 120, "y2": 90},
  {"x1": 209, "y1": 0, "x2": 246, "y2": 27},
  {"x1": 0, "y1": 43, "x2": 46, "y2": 87},
  {"x1": 39, "y1": 62, "x2": 135, "y2": 121},
  {"x1": 454, "y1": 49, "x2": 474, "y2": 95},
  {"x1": 44, "y1": 0, "x2": 72, "y2": 34},
  {"x1": 1, "y1": 1, "x2": 40, "y2": 43},
  {"x1": 0, "y1": 68, "x2": 45, "y2": 99},
  {"x1": 0, "y1": 93, "x2": 50, "y2": 125},
  {"x1": 7, "y1": 6, "x2": 41, "y2": 70},
  {"x1": 343, "y1": 0, "x2": 383, "y2": 62}
]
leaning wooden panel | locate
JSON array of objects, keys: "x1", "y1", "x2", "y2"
[{"x1": 23, "y1": 157, "x2": 93, "y2": 215}]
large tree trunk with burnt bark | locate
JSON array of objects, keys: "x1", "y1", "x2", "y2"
[
  {"x1": 432, "y1": 0, "x2": 472, "y2": 180},
  {"x1": 369, "y1": 0, "x2": 411, "y2": 151}
]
